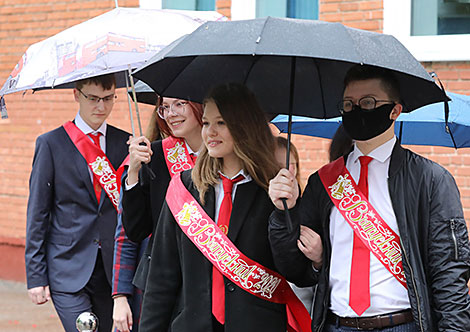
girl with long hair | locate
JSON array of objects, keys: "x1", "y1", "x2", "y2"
[
  {"x1": 115, "y1": 97, "x2": 203, "y2": 332},
  {"x1": 138, "y1": 83, "x2": 305, "y2": 332}
]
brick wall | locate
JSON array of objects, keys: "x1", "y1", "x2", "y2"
[{"x1": 0, "y1": 0, "x2": 469, "y2": 282}]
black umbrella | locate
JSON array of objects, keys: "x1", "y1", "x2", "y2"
[
  {"x1": 133, "y1": 17, "x2": 448, "y2": 229},
  {"x1": 128, "y1": 80, "x2": 160, "y2": 106},
  {"x1": 133, "y1": 17, "x2": 447, "y2": 118}
]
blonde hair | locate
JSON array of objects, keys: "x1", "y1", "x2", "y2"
[{"x1": 192, "y1": 83, "x2": 280, "y2": 203}]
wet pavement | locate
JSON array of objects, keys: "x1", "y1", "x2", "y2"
[{"x1": 0, "y1": 279, "x2": 63, "y2": 331}]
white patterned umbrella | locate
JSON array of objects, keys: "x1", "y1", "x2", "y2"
[{"x1": 0, "y1": 7, "x2": 225, "y2": 96}]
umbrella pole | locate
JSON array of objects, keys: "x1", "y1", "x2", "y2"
[
  {"x1": 127, "y1": 65, "x2": 143, "y2": 136},
  {"x1": 124, "y1": 73, "x2": 136, "y2": 137},
  {"x1": 127, "y1": 65, "x2": 156, "y2": 181},
  {"x1": 280, "y1": 57, "x2": 297, "y2": 233},
  {"x1": 115, "y1": 0, "x2": 119, "y2": 8}
]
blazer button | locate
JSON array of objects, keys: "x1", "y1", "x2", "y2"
[{"x1": 226, "y1": 282, "x2": 235, "y2": 292}]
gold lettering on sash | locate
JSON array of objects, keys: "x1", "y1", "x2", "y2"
[
  {"x1": 89, "y1": 156, "x2": 119, "y2": 207},
  {"x1": 164, "y1": 139, "x2": 192, "y2": 175},
  {"x1": 173, "y1": 197, "x2": 282, "y2": 297},
  {"x1": 326, "y1": 172, "x2": 406, "y2": 286}
]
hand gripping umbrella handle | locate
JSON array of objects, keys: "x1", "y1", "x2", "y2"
[
  {"x1": 126, "y1": 65, "x2": 156, "y2": 182},
  {"x1": 281, "y1": 198, "x2": 293, "y2": 233}
]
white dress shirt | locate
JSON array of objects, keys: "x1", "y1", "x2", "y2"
[
  {"x1": 214, "y1": 169, "x2": 252, "y2": 224},
  {"x1": 74, "y1": 111, "x2": 107, "y2": 182},
  {"x1": 329, "y1": 136, "x2": 411, "y2": 317}
]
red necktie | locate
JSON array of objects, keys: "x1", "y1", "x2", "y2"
[
  {"x1": 88, "y1": 132, "x2": 102, "y2": 204},
  {"x1": 190, "y1": 153, "x2": 197, "y2": 165},
  {"x1": 349, "y1": 155, "x2": 373, "y2": 316},
  {"x1": 212, "y1": 174, "x2": 244, "y2": 324}
]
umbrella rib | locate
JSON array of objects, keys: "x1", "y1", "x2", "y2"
[
  {"x1": 314, "y1": 59, "x2": 328, "y2": 119},
  {"x1": 254, "y1": 16, "x2": 271, "y2": 54},
  {"x1": 242, "y1": 56, "x2": 262, "y2": 86}
]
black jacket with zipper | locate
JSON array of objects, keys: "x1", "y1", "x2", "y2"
[{"x1": 269, "y1": 142, "x2": 470, "y2": 332}]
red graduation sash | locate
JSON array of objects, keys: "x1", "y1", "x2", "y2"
[
  {"x1": 318, "y1": 157, "x2": 407, "y2": 288},
  {"x1": 162, "y1": 136, "x2": 195, "y2": 178},
  {"x1": 63, "y1": 121, "x2": 129, "y2": 211},
  {"x1": 166, "y1": 173, "x2": 312, "y2": 332}
]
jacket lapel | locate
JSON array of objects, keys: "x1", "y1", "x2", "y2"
[
  {"x1": 63, "y1": 126, "x2": 97, "y2": 204},
  {"x1": 228, "y1": 181, "x2": 259, "y2": 243}
]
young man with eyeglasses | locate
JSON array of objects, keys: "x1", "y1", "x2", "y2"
[
  {"x1": 268, "y1": 65, "x2": 470, "y2": 332},
  {"x1": 25, "y1": 74, "x2": 130, "y2": 332}
]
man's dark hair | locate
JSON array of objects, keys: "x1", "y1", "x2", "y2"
[
  {"x1": 75, "y1": 73, "x2": 116, "y2": 90},
  {"x1": 344, "y1": 64, "x2": 401, "y2": 102}
]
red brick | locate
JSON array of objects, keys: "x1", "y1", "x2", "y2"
[
  {"x1": 339, "y1": 3, "x2": 359, "y2": 12},
  {"x1": 358, "y1": 1, "x2": 383, "y2": 11},
  {"x1": 320, "y1": 3, "x2": 340, "y2": 13},
  {"x1": 321, "y1": 12, "x2": 344, "y2": 22},
  {"x1": 340, "y1": 11, "x2": 366, "y2": 22},
  {"x1": 447, "y1": 81, "x2": 470, "y2": 91}
]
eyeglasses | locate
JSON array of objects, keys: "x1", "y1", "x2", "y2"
[
  {"x1": 77, "y1": 88, "x2": 117, "y2": 105},
  {"x1": 157, "y1": 101, "x2": 188, "y2": 119},
  {"x1": 338, "y1": 96, "x2": 395, "y2": 113}
]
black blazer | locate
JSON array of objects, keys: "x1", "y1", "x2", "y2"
[
  {"x1": 139, "y1": 170, "x2": 287, "y2": 332},
  {"x1": 25, "y1": 124, "x2": 129, "y2": 292},
  {"x1": 121, "y1": 139, "x2": 171, "y2": 289}
]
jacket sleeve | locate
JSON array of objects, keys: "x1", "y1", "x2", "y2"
[
  {"x1": 121, "y1": 166, "x2": 154, "y2": 242},
  {"x1": 139, "y1": 201, "x2": 181, "y2": 332},
  {"x1": 25, "y1": 135, "x2": 54, "y2": 289},
  {"x1": 268, "y1": 173, "x2": 322, "y2": 287},
  {"x1": 427, "y1": 169, "x2": 470, "y2": 331},
  {"x1": 112, "y1": 189, "x2": 140, "y2": 296}
]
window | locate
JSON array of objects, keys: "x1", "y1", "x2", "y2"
[
  {"x1": 257, "y1": 0, "x2": 318, "y2": 19},
  {"x1": 231, "y1": 0, "x2": 318, "y2": 20},
  {"x1": 411, "y1": 0, "x2": 470, "y2": 36},
  {"x1": 140, "y1": 0, "x2": 215, "y2": 10},
  {"x1": 384, "y1": 0, "x2": 470, "y2": 61}
]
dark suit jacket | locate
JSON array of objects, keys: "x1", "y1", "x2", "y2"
[
  {"x1": 121, "y1": 140, "x2": 170, "y2": 290},
  {"x1": 25, "y1": 124, "x2": 129, "y2": 293},
  {"x1": 139, "y1": 170, "x2": 287, "y2": 332}
]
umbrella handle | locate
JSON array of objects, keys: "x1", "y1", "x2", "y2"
[
  {"x1": 281, "y1": 198, "x2": 293, "y2": 233},
  {"x1": 139, "y1": 142, "x2": 156, "y2": 182}
]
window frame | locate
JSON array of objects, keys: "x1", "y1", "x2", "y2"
[{"x1": 383, "y1": 0, "x2": 470, "y2": 61}]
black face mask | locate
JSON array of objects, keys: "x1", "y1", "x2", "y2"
[{"x1": 341, "y1": 103, "x2": 395, "y2": 141}]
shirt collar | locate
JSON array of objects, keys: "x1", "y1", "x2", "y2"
[
  {"x1": 219, "y1": 168, "x2": 252, "y2": 183},
  {"x1": 184, "y1": 140, "x2": 197, "y2": 156},
  {"x1": 350, "y1": 136, "x2": 396, "y2": 164},
  {"x1": 75, "y1": 111, "x2": 107, "y2": 137}
]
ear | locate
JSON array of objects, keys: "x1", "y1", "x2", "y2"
[
  {"x1": 390, "y1": 103, "x2": 402, "y2": 120},
  {"x1": 73, "y1": 88, "x2": 80, "y2": 102}
]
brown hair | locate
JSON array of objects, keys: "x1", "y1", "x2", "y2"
[
  {"x1": 145, "y1": 96, "x2": 164, "y2": 141},
  {"x1": 75, "y1": 73, "x2": 116, "y2": 91},
  {"x1": 155, "y1": 100, "x2": 203, "y2": 137},
  {"x1": 329, "y1": 124, "x2": 353, "y2": 162},
  {"x1": 344, "y1": 64, "x2": 401, "y2": 102},
  {"x1": 276, "y1": 136, "x2": 301, "y2": 185},
  {"x1": 192, "y1": 83, "x2": 280, "y2": 203}
]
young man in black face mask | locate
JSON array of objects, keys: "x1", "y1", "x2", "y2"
[{"x1": 268, "y1": 65, "x2": 470, "y2": 332}]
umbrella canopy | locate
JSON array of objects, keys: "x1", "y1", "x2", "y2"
[
  {"x1": 271, "y1": 92, "x2": 470, "y2": 149},
  {"x1": 128, "y1": 80, "x2": 159, "y2": 106},
  {"x1": 133, "y1": 17, "x2": 447, "y2": 119},
  {"x1": 0, "y1": 7, "x2": 225, "y2": 95}
]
